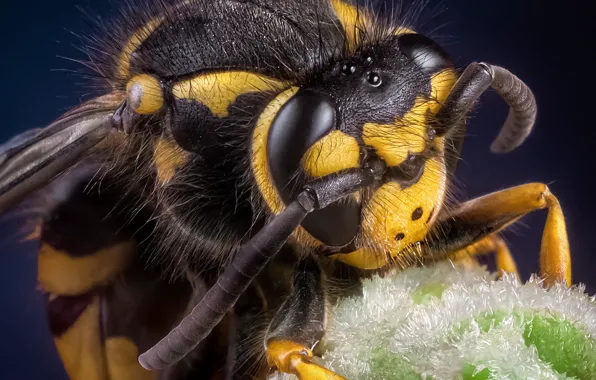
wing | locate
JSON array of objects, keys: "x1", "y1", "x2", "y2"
[{"x1": 0, "y1": 93, "x2": 124, "y2": 214}]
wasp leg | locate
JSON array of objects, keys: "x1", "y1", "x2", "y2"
[
  {"x1": 445, "y1": 235, "x2": 519, "y2": 279},
  {"x1": 492, "y1": 236, "x2": 519, "y2": 278},
  {"x1": 265, "y1": 258, "x2": 345, "y2": 380},
  {"x1": 139, "y1": 167, "x2": 384, "y2": 370},
  {"x1": 426, "y1": 183, "x2": 570, "y2": 286}
]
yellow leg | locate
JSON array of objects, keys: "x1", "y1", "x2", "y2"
[
  {"x1": 266, "y1": 340, "x2": 346, "y2": 380},
  {"x1": 448, "y1": 235, "x2": 519, "y2": 280},
  {"x1": 494, "y1": 237, "x2": 519, "y2": 278},
  {"x1": 445, "y1": 183, "x2": 571, "y2": 286}
]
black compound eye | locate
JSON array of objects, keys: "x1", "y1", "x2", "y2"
[
  {"x1": 366, "y1": 71, "x2": 382, "y2": 87},
  {"x1": 341, "y1": 63, "x2": 356, "y2": 75},
  {"x1": 267, "y1": 90, "x2": 336, "y2": 204},
  {"x1": 397, "y1": 33, "x2": 453, "y2": 74}
]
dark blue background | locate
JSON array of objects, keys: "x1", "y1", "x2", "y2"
[{"x1": 0, "y1": 0, "x2": 590, "y2": 378}]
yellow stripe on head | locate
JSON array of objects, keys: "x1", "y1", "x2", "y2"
[
  {"x1": 302, "y1": 130, "x2": 361, "y2": 177},
  {"x1": 330, "y1": 0, "x2": 416, "y2": 50},
  {"x1": 363, "y1": 117, "x2": 427, "y2": 167},
  {"x1": 331, "y1": 70, "x2": 457, "y2": 270},
  {"x1": 363, "y1": 68, "x2": 457, "y2": 166},
  {"x1": 172, "y1": 71, "x2": 286, "y2": 118},
  {"x1": 362, "y1": 92, "x2": 431, "y2": 167}
]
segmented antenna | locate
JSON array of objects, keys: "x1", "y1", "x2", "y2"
[{"x1": 436, "y1": 62, "x2": 537, "y2": 154}]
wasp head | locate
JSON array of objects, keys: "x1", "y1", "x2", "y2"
[{"x1": 254, "y1": 33, "x2": 459, "y2": 270}]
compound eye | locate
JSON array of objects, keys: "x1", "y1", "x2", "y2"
[
  {"x1": 267, "y1": 90, "x2": 336, "y2": 204},
  {"x1": 397, "y1": 33, "x2": 453, "y2": 74},
  {"x1": 366, "y1": 71, "x2": 382, "y2": 87}
]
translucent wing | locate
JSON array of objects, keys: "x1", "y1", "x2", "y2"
[{"x1": 0, "y1": 93, "x2": 124, "y2": 214}]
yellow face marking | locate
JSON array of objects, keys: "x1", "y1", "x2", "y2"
[
  {"x1": 153, "y1": 138, "x2": 189, "y2": 185},
  {"x1": 365, "y1": 151, "x2": 446, "y2": 248},
  {"x1": 126, "y1": 74, "x2": 164, "y2": 115},
  {"x1": 332, "y1": 68, "x2": 457, "y2": 270},
  {"x1": 331, "y1": 248, "x2": 387, "y2": 270},
  {"x1": 117, "y1": 17, "x2": 164, "y2": 80},
  {"x1": 54, "y1": 297, "x2": 107, "y2": 380},
  {"x1": 38, "y1": 242, "x2": 135, "y2": 295},
  {"x1": 330, "y1": 0, "x2": 369, "y2": 52},
  {"x1": 172, "y1": 71, "x2": 286, "y2": 118},
  {"x1": 363, "y1": 112, "x2": 428, "y2": 167},
  {"x1": 254, "y1": 70, "x2": 458, "y2": 260},
  {"x1": 428, "y1": 69, "x2": 459, "y2": 113},
  {"x1": 335, "y1": 151, "x2": 448, "y2": 270},
  {"x1": 252, "y1": 87, "x2": 300, "y2": 215},
  {"x1": 106, "y1": 338, "x2": 157, "y2": 380},
  {"x1": 302, "y1": 130, "x2": 361, "y2": 177},
  {"x1": 363, "y1": 69, "x2": 457, "y2": 167}
]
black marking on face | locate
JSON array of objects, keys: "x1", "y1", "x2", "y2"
[
  {"x1": 316, "y1": 39, "x2": 433, "y2": 136},
  {"x1": 384, "y1": 154, "x2": 426, "y2": 190},
  {"x1": 411, "y1": 207, "x2": 423, "y2": 221},
  {"x1": 394, "y1": 232, "x2": 405, "y2": 241}
]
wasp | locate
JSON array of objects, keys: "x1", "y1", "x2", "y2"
[{"x1": 0, "y1": 0, "x2": 571, "y2": 379}]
